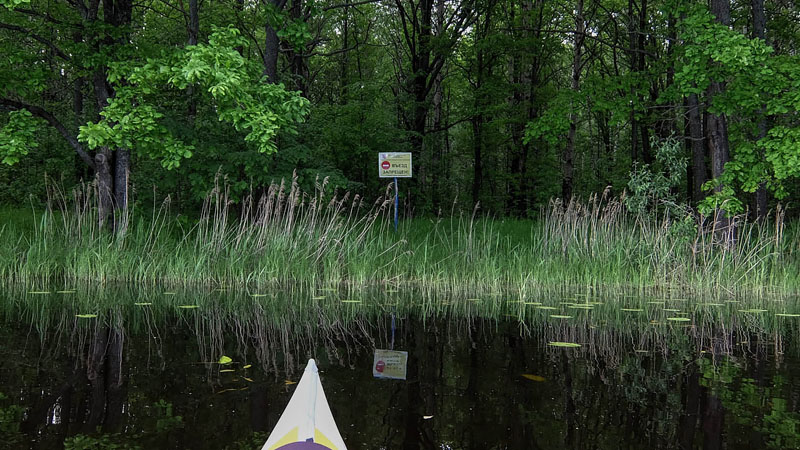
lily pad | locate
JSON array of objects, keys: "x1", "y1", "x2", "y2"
[
  {"x1": 548, "y1": 342, "x2": 581, "y2": 348},
  {"x1": 775, "y1": 313, "x2": 800, "y2": 317},
  {"x1": 178, "y1": 305, "x2": 199, "y2": 309},
  {"x1": 28, "y1": 291, "x2": 51, "y2": 295},
  {"x1": 524, "y1": 302, "x2": 542, "y2": 305},
  {"x1": 521, "y1": 374, "x2": 546, "y2": 382},
  {"x1": 218, "y1": 356, "x2": 233, "y2": 365},
  {"x1": 75, "y1": 314, "x2": 97, "y2": 319},
  {"x1": 666, "y1": 317, "x2": 691, "y2": 322},
  {"x1": 219, "y1": 369, "x2": 235, "y2": 373},
  {"x1": 550, "y1": 315, "x2": 573, "y2": 319}
]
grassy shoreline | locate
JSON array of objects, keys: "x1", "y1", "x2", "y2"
[{"x1": 1, "y1": 182, "x2": 798, "y2": 296}]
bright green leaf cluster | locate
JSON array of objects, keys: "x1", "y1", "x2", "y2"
[
  {"x1": 0, "y1": 0, "x2": 30, "y2": 9},
  {"x1": 78, "y1": 26, "x2": 310, "y2": 169},
  {"x1": 0, "y1": 110, "x2": 42, "y2": 165}
]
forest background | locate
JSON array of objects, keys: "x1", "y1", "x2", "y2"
[{"x1": 1, "y1": 0, "x2": 800, "y2": 221}]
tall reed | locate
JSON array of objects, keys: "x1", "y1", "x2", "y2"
[{"x1": 0, "y1": 177, "x2": 798, "y2": 297}]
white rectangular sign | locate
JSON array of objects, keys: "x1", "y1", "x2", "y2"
[
  {"x1": 372, "y1": 349, "x2": 408, "y2": 380},
  {"x1": 378, "y1": 153, "x2": 412, "y2": 178}
]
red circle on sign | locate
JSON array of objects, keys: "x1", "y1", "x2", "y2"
[
  {"x1": 381, "y1": 161, "x2": 391, "y2": 170},
  {"x1": 375, "y1": 360, "x2": 385, "y2": 372}
]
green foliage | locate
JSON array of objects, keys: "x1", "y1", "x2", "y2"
[
  {"x1": 0, "y1": 110, "x2": 42, "y2": 165},
  {"x1": 700, "y1": 359, "x2": 800, "y2": 449},
  {"x1": 64, "y1": 434, "x2": 142, "y2": 450},
  {"x1": 78, "y1": 26, "x2": 310, "y2": 169},
  {"x1": 523, "y1": 94, "x2": 572, "y2": 146},
  {"x1": 675, "y1": 4, "x2": 800, "y2": 208},
  {"x1": 153, "y1": 399, "x2": 183, "y2": 432},
  {"x1": 625, "y1": 136, "x2": 686, "y2": 215},
  {"x1": 0, "y1": 392, "x2": 24, "y2": 446},
  {"x1": 0, "y1": 0, "x2": 29, "y2": 9}
]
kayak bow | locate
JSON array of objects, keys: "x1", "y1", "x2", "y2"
[{"x1": 261, "y1": 359, "x2": 347, "y2": 450}]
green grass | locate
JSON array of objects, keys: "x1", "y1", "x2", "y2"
[{"x1": 1, "y1": 179, "x2": 799, "y2": 297}]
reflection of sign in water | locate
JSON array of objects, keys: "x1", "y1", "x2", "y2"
[
  {"x1": 378, "y1": 153, "x2": 412, "y2": 178},
  {"x1": 372, "y1": 349, "x2": 408, "y2": 380}
]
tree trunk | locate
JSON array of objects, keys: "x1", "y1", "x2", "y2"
[
  {"x1": 263, "y1": 0, "x2": 282, "y2": 83},
  {"x1": 288, "y1": 0, "x2": 308, "y2": 95},
  {"x1": 752, "y1": 0, "x2": 768, "y2": 219},
  {"x1": 187, "y1": 0, "x2": 199, "y2": 119},
  {"x1": 707, "y1": 0, "x2": 731, "y2": 236},
  {"x1": 687, "y1": 93, "x2": 707, "y2": 203},
  {"x1": 564, "y1": 0, "x2": 584, "y2": 200}
]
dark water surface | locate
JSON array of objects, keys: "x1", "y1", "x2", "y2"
[{"x1": 1, "y1": 286, "x2": 799, "y2": 449}]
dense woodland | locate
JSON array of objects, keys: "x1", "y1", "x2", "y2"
[{"x1": 1, "y1": 0, "x2": 800, "y2": 219}]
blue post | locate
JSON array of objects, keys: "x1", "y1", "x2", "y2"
[{"x1": 394, "y1": 177, "x2": 399, "y2": 232}]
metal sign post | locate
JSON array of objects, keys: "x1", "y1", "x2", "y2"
[
  {"x1": 394, "y1": 177, "x2": 399, "y2": 232},
  {"x1": 378, "y1": 152, "x2": 412, "y2": 233}
]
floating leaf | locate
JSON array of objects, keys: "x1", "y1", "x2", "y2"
[
  {"x1": 250, "y1": 294, "x2": 268, "y2": 297},
  {"x1": 524, "y1": 302, "x2": 542, "y2": 305},
  {"x1": 178, "y1": 305, "x2": 199, "y2": 309},
  {"x1": 318, "y1": 288, "x2": 337, "y2": 292},
  {"x1": 466, "y1": 298, "x2": 481, "y2": 302},
  {"x1": 284, "y1": 380, "x2": 297, "y2": 385},
  {"x1": 220, "y1": 369, "x2": 235, "y2": 373},
  {"x1": 703, "y1": 303, "x2": 724, "y2": 307},
  {"x1": 666, "y1": 317, "x2": 691, "y2": 322},
  {"x1": 569, "y1": 305, "x2": 593, "y2": 309},
  {"x1": 536, "y1": 306, "x2": 557, "y2": 310},
  {"x1": 28, "y1": 291, "x2": 51, "y2": 295},
  {"x1": 423, "y1": 415, "x2": 434, "y2": 420},
  {"x1": 550, "y1": 315, "x2": 573, "y2": 319},
  {"x1": 775, "y1": 313, "x2": 800, "y2": 317},
  {"x1": 341, "y1": 300, "x2": 361, "y2": 303},
  {"x1": 243, "y1": 364, "x2": 252, "y2": 369},
  {"x1": 663, "y1": 308, "x2": 680, "y2": 312},
  {"x1": 738, "y1": 309, "x2": 768, "y2": 313},
  {"x1": 521, "y1": 374, "x2": 546, "y2": 382},
  {"x1": 311, "y1": 296, "x2": 325, "y2": 300},
  {"x1": 621, "y1": 308, "x2": 643, "y2": 312},
  {"x1": 56, "y1": 290, "x2": 76, "y2": 294},
  {"x1": 634, "y1": 350, "x2": 649, "y2": 353},
  {"x1": 75, "y1": 314, "x2": 97, "y2": 319},
  {"x1": 218, "y1": 356, "x2": 233, "y2": 365},
  {"x1": 163, "y1": 292, "x2": 176, "y2": 295},
  {"x1": 548, "y1": 342, "x2": 581, "y2": 348},
  {"x1": 134, "y1": 302, "x2": 152, "y2": 306},
  {"x1": 385, "y1": 289, "x2": 399, "y2": 293},
  {"x1": 243, "y1": 377, "x2": 254, "y2": 382}
]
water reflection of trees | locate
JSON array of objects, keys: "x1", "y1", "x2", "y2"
[{"x1": 1, "y1": 286, "x2": 799, "y2": 449}]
